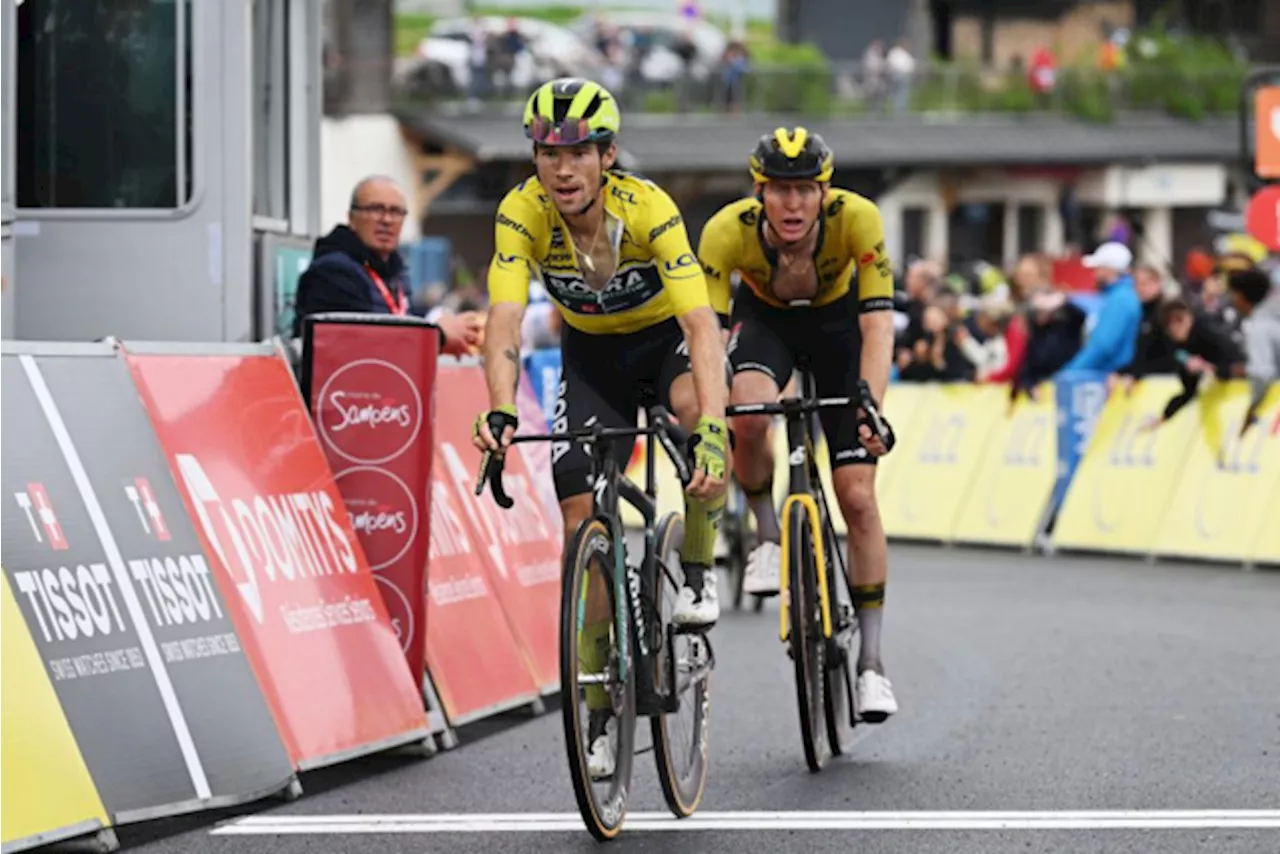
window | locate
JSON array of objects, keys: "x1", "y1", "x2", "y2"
[
  {"x1": 901, "y1": 206, "x2": 928, "y2": 264},
  {"x1": 253, "y1": 0, "x2": 290, "y2": 224},
  {"x1": 17, "y1": 0, "x2": 192, "y2": 209},
  {"x1": 947, "y1": 201, "x2": 1004, "y2": 266},
  {"x1": 1016, "y1": 203, "x2": 1044, "y2": 256}
]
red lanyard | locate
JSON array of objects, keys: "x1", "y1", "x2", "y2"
[{"x1": 366, "y1": 265, "x2": 408, "y2": 316}]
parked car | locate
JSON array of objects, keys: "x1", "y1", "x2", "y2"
[
  {"x1": 416, "y1": 16, "x2": 607, "y2": 94},
  {"x1": 569, "y1": 11, "x2": 727, "y2": 84}
]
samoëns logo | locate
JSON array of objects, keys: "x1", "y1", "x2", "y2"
[
  {"x1": 333, "y1": 467, "x2": 419, "y2": 572},
  {"x1": 318, "y1": 359, "x2": 423, "y2": 466}
]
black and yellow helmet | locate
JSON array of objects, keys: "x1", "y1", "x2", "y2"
[
  {"x1": 749, "y1": 127, "x2": 834, "y2": 183},
  {"x1": 523, "y1": 78, "x2": 621, "y2": 146}
]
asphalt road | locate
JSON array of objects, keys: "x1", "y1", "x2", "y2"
[{"x1": 111, "y1": 544, "x2": 1280, "y2": 854}]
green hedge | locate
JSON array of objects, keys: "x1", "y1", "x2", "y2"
[
  {"x1": 743, "y1": 42, "x2": 832, "y2": 115},
  {"x1": 1118, "y1": 23, "x2": 1248, "y2": 120}
]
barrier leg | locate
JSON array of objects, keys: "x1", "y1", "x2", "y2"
[
  {"x1": 391, "y1": 736, "x2": 438, "y2": 759},
  {"x1": 274, "y1": 777, "x2": 304, "y2": 802},
  {"x1": 89, "y1": 828, "x2": 120, "y2": 853},
  {"x1": 422, "y1": 670, "x2": 459, "y2": 750}
]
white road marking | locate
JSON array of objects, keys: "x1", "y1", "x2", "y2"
[{"x1": 212, "y1": 810, "x2": 1280, "y2": 834}]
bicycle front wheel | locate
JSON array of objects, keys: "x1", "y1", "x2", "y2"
[
  {"x1": 786, "y1": 501, "x2": 828, "y2": 773},
  {"x1": 651, "y1": 513, "x2": 711, "y2": 818},
  {"x1": 822, "y1": 515, "x2": 856, "y2": 757},
  {"x1": 560, "y1": 517, "x2": 636, "y2": 841}
]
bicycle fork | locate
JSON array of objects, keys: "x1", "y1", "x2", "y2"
[{"x1": 778, "y1": 412, "x2": 835, "y2": 646}]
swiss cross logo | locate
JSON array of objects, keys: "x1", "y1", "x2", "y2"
[
  {"x1": 14, "y1": 483, "x2": 69, "y2": 550},
  {"x1": 125, "y1": 477, "x2": 171, "y2": 541}
]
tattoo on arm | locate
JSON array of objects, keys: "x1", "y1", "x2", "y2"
[{"x1": 504, "y1": 347, "x2": 521, "y2": 382}]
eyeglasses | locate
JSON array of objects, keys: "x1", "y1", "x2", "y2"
[
  {"x1": 352, "y1": 203, "x2": 408, "y2": 220},
  {"x1": 526, "y1": 116, "x2": 594, "y2": 146}
]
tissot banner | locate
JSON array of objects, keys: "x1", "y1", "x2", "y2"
[{"x1": 33, "y1": 350, "x2": 296, "y2": 796}]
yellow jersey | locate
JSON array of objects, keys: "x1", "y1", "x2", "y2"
[
  {"x1": 697, "y1": 189, "x2": 895, "y2": 315},
  {"x1": 486, "y1": 170, "x2": 712, "y2": 335}
]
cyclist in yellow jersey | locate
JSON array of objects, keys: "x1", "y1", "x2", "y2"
[
  {"x1": 472, "y1": 78, "x2": 730, "y2": 777},
  {"x1": 698, "y1": 127, "x2": 900, "y2": 723}
]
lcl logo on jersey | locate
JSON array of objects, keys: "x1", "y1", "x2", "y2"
[
  {"x1": 14, "y1": 482, "x2": 69, "y2": 551},
  {"x1": 124, "y1": 476, "x2": 172, "y2": 542}
]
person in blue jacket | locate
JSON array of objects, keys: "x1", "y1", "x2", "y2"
[{"x1": 1060, "y1": 241, "x2": 1142, "y2": 373}]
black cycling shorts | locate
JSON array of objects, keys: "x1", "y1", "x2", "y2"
[
  {"x1": 728, "y1": 287, "x2": 874, "y2": 468},
  {"x1": 551, "y1": 318, "x2": 692, "y2": 500}
]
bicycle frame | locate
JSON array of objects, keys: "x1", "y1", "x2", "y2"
[
  {"x1": 725, "y1": 370, "x2": 889, "y2": 646},
  {"x1": 777, "y1": 369, "x2": 837, "y2": 644},
  {"x1": 483, "y1": 409, "x2": 696, "y2": 717}
]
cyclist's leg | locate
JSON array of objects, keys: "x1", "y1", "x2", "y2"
[
  {"x1": 555, "y1": 330, "x2": 644, "y2": 773},
  {"x1": 726, "y1": 292, "x2": 795, "y2": 595},
  {"x1": 659, "y1": 329, "x2": 727, "y2": 627},
  {"x1": 811, "y1": 303, "x2": 897, "y2": 722}
]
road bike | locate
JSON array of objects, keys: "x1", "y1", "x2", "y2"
[
  {"x1": 725, "y1": 368, "x2": 894, "y2": 772},
  {"x1": 477, "y1": 406, "x2": 714, "y2": 840}
]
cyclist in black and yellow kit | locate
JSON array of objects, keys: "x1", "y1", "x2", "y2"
[
  {"x1": 698, "y1": 128, "x2": 900, "y2": 723},
  {"x1": 471, "y1": 78, "x2": 730, "y2": 778}
]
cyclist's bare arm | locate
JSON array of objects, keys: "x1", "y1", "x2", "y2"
[
  {"x1": 482, "y1": 193, "x2": 537, "y2": 421},
  {"x1": 850, "y1": 199, "x2": 895, "y2": 407},
  {"x1": 483, "y1": 303, "x2": 525, "y2": 412},
  {"x1": 650, "y1": 193, "x2": 728, "y2": 420},
  {"x1": 677, "y1": 306, "x2": 728, "y2": 420},
  {"x1": 695, "y1": 209, "x2": 737, "y2": 350}
]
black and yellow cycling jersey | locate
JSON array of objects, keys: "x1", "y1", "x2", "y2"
[
  {"x1": 697, "y1": 188, "x2": 895, "y2": 316},
  {"x1": 487, "y1": 170, "x2": 712, "y2": 336}
]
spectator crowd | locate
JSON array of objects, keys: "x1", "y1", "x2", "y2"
[{"x1": 891, "y1": 236, "x2": 1280, "y2": 435}]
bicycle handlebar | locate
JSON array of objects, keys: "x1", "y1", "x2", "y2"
[
  {"x1": 725, "y1": 379, "x2": 896, "y2": 453},
  {"x1": 475, "y1": 406, "x2": 693, "y2": 509}
]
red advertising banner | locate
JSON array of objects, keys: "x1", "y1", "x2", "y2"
[
  {"x1": 303, "y1": 316, "x2": 438, "y2": 685},
  {"x1": 435, "y1": 362, "x2": 563, "y2": 693},
  {"x1": 424, "y1": 439, "x2": 542, "y2": 721},
  {"x1": 515, "y1": 374, "x2": 565, "y2": 545},
  {"x1": 124, "y1": 343, "x2": 429, "y2": 769}
]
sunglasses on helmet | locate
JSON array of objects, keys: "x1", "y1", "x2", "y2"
[{"x1": 527, "y1": 116, "x2": 598, "y2": 146}]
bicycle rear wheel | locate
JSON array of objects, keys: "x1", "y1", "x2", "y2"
[
  {"x1": 651, "y1": 513, "x2": 711, "y2": 818},
  {"x1": 560, "y1": 517, "x2": 636, "y2": 841},
  {"x1": 723, "y1": 484, "x2": 749, "y2": 611},
  {"x1": 785, "y1": 501, "x2": 828, "y2": 773}
]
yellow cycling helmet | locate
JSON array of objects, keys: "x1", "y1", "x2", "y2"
[
  {"x1": 749, "y1": 127, "x2": 834, "y2": 183},
  {"x1": 523, "y1": 78, "x2": 621, "y2": 146}
]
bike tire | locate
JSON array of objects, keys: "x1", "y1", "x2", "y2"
[
  {"x1": 560, "y1": 517, "x2": 636, "y2": 841},
  {"x1": 823, "y1": 515, "x2": 854, "y2": 757},
  {"x1": 650, "y1": 513, "x2": 711, "y2": 819},
  {"x1": 786, "y1": 501, "x2": 828, "y2": 773}
]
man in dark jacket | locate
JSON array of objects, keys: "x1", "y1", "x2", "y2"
[
  {"x1": 1014, "y1": 289, "x2": 1086, "y2": 398},
  {"x1": 1143, "y1": 297, "x2": 1246, "y2": 427},
  {"x1": 292, "y1": 176, "x2": 480, "y2": 353}
]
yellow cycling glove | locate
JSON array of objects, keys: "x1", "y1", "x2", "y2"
[{"x1": 690, "y1": 415, "x2": 728, "y2": 480}]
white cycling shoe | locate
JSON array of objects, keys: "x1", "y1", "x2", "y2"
[
  {"x1": 671, "y1": 571, "x2": 719, "y2": 628},
  {"x1": 855, "y1": 669, "x2": 898, "y2": 724},
  {"x1": 587, "y1": 711, "x2": 617, "y2": 780},
  {"x1": 742, "y1": 541, "x2": 782, "y2": 595}
]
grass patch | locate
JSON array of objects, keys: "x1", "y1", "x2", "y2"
[{"x1": 396, "y1": 13, "x2": 434, "y2": 55}]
